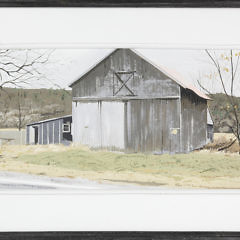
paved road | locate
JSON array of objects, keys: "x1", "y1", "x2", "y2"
[
  {"x1": 0, "y1": 171, "x2": 235, "y2": 194},
  {"x1": 0, "y1": 171, "x2": 161, "y2": 192}
]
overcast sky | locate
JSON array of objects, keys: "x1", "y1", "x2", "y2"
[{"x1": 28, "y1": 48, "x2": 240, "y2": 96}]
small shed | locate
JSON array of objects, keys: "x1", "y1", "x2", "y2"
[
  {"x1": 69, "y1": 48, "x2": 212, "y2": 154},
  {"x1": 26, "y1": 115, "x2": 72, "y2": 145}
]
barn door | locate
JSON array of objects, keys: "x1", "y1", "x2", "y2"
[{"x1": 113, "y1": 71, "x2": 136, "y2": 96}]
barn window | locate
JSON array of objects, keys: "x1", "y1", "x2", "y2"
[
  {"x1": 113, "y1": 71, "x2": 136, "y2": 96},
  {"x1": 63, "y1": 123, "x2": 71, "y2": 133}
]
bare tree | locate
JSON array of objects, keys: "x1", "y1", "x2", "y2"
[
  {"x1": 0, "y1": 49, "x2": 54, "y2": 130},
  {"x1": 198, "y1": 49, "x2": 240, "y2": 153},
  {"x1": 0, "y1": 49, "x2": 53, "y2": 89},
  {"x1": 16, "y1": 90, "x2": 26, "y2": 131}
]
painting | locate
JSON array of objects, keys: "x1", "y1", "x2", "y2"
[{"x1": 0, "y1": 47, "x2": 239, "y2": 191}]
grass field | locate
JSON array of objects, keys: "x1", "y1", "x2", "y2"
[{"x1": 1, "y1": 139, "x2": 240, "y2": 189}]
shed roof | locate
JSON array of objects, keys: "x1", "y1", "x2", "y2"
[
  {"x1": 69, "y1": 48, "x2": 210, "y2": 100},
  {"x1": 26, "y1": 115, "x2": 72, "y2": 126}
]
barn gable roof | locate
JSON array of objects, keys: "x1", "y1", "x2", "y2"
[{"x1": 69, "y1": 48, "x2": 210, "y2": 100}]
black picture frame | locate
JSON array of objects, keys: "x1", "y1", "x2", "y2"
[
  {"x1": 0, "y1": 0, "x2": 239, "y2": 7},
  {"x1": 0, "y1": 232, "x2": 240, "y2": 239}
]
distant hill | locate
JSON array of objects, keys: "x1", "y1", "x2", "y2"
[{"x1": 0, "y1": 88, "x2": 72, "y2": 129}]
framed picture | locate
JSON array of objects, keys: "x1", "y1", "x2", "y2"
[{"x1": 1, "y1": 2, "x2": 240, "y2": 239}]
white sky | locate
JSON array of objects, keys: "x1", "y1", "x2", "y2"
[{"x1": 29, "y1": 48, "x2": 240, "y2": 96}]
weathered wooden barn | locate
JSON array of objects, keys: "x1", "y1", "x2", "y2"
[
  {"x1": 69, "y1": 48, "x2": 212, "y2": 153},
  {"x1": 26, "y1": 115, "x2": 72, "y2": 145}
]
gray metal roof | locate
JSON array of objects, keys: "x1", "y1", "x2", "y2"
[
  {"x1": 68, "y1": 48, "x2": 210, "y2": 100},
  {"x1": 26, "y1": 115, "x2": 72, "y2": 126}
]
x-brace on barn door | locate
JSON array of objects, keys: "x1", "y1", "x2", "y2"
[{"x1": 113, "y1": 71, "x2": 136, "y2": 96}]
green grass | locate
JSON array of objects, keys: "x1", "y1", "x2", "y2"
[{"x1": 16, "y1": 147, "x2": 240, "y2": 178}]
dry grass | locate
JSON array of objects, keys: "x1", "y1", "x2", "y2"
[
  {"x1": 205, "y1": 133, "x2": 240, "y2": 153},
  {"x1": 1, "y1": 141, "x2": 240, "y2": 188}
]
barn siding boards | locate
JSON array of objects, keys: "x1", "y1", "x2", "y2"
[
  {"x1": 48, "y1": 121, "x2": 53, "y2": 144},
  {"x1": 72, "y1": 101, "x2": 125, "y2": 150},
  {"x1": 53, "y1": 120, "x2": 60, "y2": 144},
  {"x1": 72, "y1": 102, "x2": 101, "y2": 147},
  {"x1": 26, "y1": 126, "x2": 30, "y2": 145},
  {"x1": 42, "y1": 122, "x2": 48, "y2": 145},
  {"x1": 152, "y1": 100, "x2": 163, "y2": 152},
  {"x1": 59, "y1": 119, "x2": 63, "y2": 143},
  {"x1": 101, "y1": 102, "x2": 125, "y2": 149},
  {"x1": 39, "y1": 124, "x2": 42, "y2": 144},
  {"x1": 166, "y1": 99, "x2": 181, "y2": 153},
  {"x1": 72, "y1": 49, "x2": 180, "y2": 99},
  {"x1": 180, "y1": 89, "x2": 207, "y2": 152},
  {"x1": 27, "y1": 125, "x2": 36, "y2": 145},
  {"x1": 125, "y1": 99, "x2": 180, "y2": 153}
]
